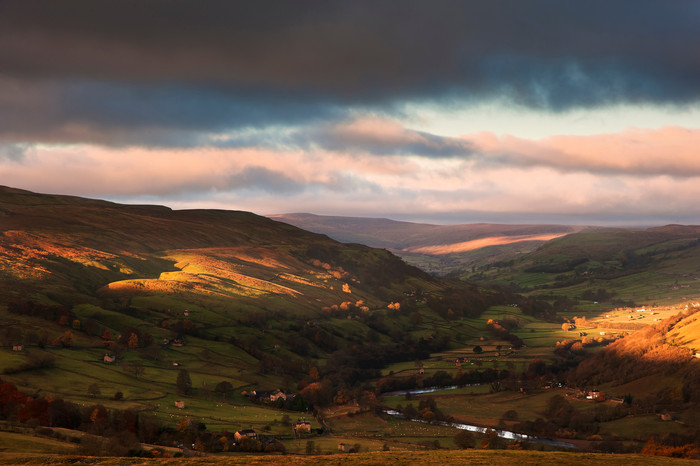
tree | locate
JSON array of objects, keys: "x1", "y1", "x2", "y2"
[
  {"x1": 214, "y1": 381, "x2": 233, "y2": 399},
  {"x1": 309, "y1": 366, "x2": 319, "y2": 380},
  {"x1": 454, "y1": 430, "x2": 474, "y2": 449},
  {"x1": 480, "y1": 428, "x2": 499, "y2": 449},
  {"x1": 473, "y1": 345, "x2": 483, "y2": 354},
  {"x1": 123, "y1": 361, "x2": 144, "y2": 379},
  {"x1": 176, "y1": 369, "x2": 192, "y2": 395},
  {"x1": 53, "y1": 330, "x2": 74, "y2": 348}
]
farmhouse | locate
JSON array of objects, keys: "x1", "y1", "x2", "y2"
[
  {"x1": 294, "y1": 419, "x2": 312, "y2": 434},
  {"x1": 338, "y1": 443, "x2": 350, "y2": 452},
  {"x1": 174, "y1": 400, "x2": 185, "y2": 409},
  {"x1": 249, "y1": 388, "x2": 287, "y2": 402},
  {"x1": 103, "y1": 354, "x2": 116, "y2": 364},
  {"x1": 12, "y1": 345, "x2": 23, "y2": 351},
  {"x1": 234, "y1": 429, "x2": 257, "y2": 442}
]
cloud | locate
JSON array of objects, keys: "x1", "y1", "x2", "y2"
[
  {"x1": 0, "y1": 77, "x2": 346, "y2": 146},
  {"x1": 291, "y1": 116, "x2": 476, "y2": 158},
  {"x1": 0, "y1": 1, "x2": 698, "y2": 148},
  {"x1": 224, "y1": 166, "x2": 306, "y2": 194},
  {"x1": 4, "y1": 138, "x2": 700, "y2": 228},
  {"x1": 466, "y1": 126, "x2": 700, "y2": 177},
  {"x1": 0, "y1": 143, "x2": 30, "y2": 161},
  {"x1": 1, "y1": 1, "x2": 699, "y2": 226}
]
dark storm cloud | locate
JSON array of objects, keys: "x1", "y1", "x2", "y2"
[
  {"x1": 2, "y1": 1, "x2": 699, "y2": 102},
  {"x1": 0, "y1": 77, "x2": 346, "y2": 146}
]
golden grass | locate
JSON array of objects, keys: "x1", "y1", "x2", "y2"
[
  {"x1": 408, "y1": 234, "x2": 570, "y2": 255},
  {"x1": 0, "y1": 450, "x2": 695, "y2": 465}
]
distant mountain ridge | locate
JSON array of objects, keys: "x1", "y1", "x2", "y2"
[{"x1": 270, "y1": 213, "x2": 588, "y2": 275}]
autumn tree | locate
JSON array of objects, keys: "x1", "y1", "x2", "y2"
[{"x1": 480, "y1": 428, "x2": 499, "y2": 449}]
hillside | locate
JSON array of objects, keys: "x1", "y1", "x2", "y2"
[
  {"x1": 0, "y1": 186, "x2": 439, "y2": 311},
  {"x1": 569, "y1": 307, "x2": 700, "y2": 390},
  {"x1": 271, "y1": 213, "x2": 586, "y2": 275},
  {"x1": 466, "y1": 225, "x2": 700, "y2": 309},
  {"x1": 0, "y1": 186, "x2": 506, "y2": 420}
]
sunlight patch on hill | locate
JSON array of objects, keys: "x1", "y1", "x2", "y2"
[
  {"x1": 406, "y1": 233, "x2": 570, "y2": 255},
  {"x1": 668, "y1": 308, "x2": 700, "y2": 349}
]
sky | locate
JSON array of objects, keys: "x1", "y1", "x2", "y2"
[{"x1": 1, "y1": 0, "x2": 700, "y2": 226}]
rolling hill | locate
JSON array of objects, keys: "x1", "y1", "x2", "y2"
[
  {"x1": 466, "y1": 225, "x2": 700, "y2": 309},
  {"x1": 0, "y1": 186, "x2": 438, "y2": 312},
  {"x1": 0, "y1": 185, "x2": 504, "y2": 407},
  {"x1": 3, "y1": 187, "x2": 700, "y2": 459},
  {"x1": 270, "y1": 213, "x2": 587, "y2": 275}
]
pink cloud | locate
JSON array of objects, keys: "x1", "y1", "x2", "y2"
[{"x1": 466, "y1": 126, "x2": 700, "y2": 176}]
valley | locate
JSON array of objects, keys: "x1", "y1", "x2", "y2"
[{"x1": 1, "y1": 187, "x2": 699, "y2": 461}]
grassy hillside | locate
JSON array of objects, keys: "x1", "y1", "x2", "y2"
[
  {"x1": 466, "y1": 225, "x2": 700, "y2": 309},
  {"x1": 0, "y1": 186, "x2": 512, "y2": 453}
]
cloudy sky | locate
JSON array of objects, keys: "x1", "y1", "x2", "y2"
[{"x1": 1, "y1": 1, "x2": 699, "y2": 226}]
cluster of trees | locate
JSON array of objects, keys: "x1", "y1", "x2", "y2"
[
  {"x1": 426, "y1": 286, "x2": 508, "y2": 320},
  {"x1": 375, "y1": 368, "x2": 507, "y2": 394},
  {"x1": 0, "y1": 379, "x2": 286, "y2": 456},
  {"x1": 485, "y1": 319, "x2": 524, "y2": 349},
  {"x1": 641, "y1": 436, "x2": 700, "y2": 459},
  {"x1": 394, "y1": 396, "x2": 453, "y2": 424},
  {"x1": 4, "y1": 301, "x2": 159, "y2": 357}
]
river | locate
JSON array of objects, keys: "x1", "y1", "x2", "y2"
[
  {"x1": 383, "y1": 409, "x2": 575, "y2": 448},
  {"x1": 381, "y1": 384, "x2": 473, "y2": 397}
]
